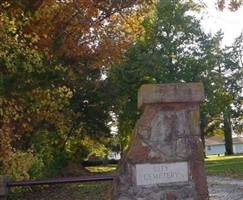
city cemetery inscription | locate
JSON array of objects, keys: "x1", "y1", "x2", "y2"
[
  {"x1": 136, "y1": 162, "x2": 188, "y2": 186},
  {"x1": 110, "y1": 83, "x2": 208, "y2": 200}
]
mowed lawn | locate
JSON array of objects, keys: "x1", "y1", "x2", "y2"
[{"x1": 205, "y1": 154, "x2": 243, "y2": 177}]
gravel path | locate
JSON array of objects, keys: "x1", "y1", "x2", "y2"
[{"x1": 208, "y1": 175, "x2": 243, "y2": 199}]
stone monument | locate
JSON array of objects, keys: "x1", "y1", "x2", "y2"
[{"x1": 110, "y1": 83, "x2": 208, "y2": 200}]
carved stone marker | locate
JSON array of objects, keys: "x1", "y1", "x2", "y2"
[
  {"x1": 136, "y1": 162, "x2": 188, "y2": 186},
  {"x1": 110, "y1": 83, "x2": 208, "y2": 200}
]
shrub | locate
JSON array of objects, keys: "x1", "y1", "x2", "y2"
[{"x1": 0, "y1": 150, "x2": 44, "y2": 181}]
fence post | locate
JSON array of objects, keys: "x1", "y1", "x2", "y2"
[{"x1": 0, "y1": 175, "x2": 9, "y2": 200}]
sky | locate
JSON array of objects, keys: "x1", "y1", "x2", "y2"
[{"x1": 200, "y1": 1, "x2": 243, "y2": 46}]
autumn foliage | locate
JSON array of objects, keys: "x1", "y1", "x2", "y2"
[
  {"x1": 1, "y1": 0, "x2": 151, "y2": 180},
  {"x1": 1, "y1": 0, "x2": 242, "y2": 184},
  {"x1": 217, "y1": 0, "x2": 243, "y2": 11}
]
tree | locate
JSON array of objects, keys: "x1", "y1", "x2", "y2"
[
  {"x1": 6, "y1": 0, "x2": 151, "y2": 68},
  {"x1": 107, "y1": 0, "x2": 212, "y2": 153},
  {"x1": 107, "y1": 0, "x2": 243, "y2": 156},
  {"x1": 225, "y1": 33, "x2": 243, "y2": 137},
  {"x1": 202, "y1": 31, "x2": 243, "y2": 155},
  {"x1": 197, "y1": 31, "x2": 233, "y2": 155},
  {"x1": 1, "y1": 0, "x2": 152, "y2": 180},
  {"x1": 0, "y1": 1, "x2": 78, "y2": 178}
]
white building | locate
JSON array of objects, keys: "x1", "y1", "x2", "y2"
[{"x1": 205, "y1": 136, "x2": 243, "y2": 156}]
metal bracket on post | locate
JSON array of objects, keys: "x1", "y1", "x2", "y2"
[{"x1": 0, "y1": 175, "x2": 9, "y2": 200}]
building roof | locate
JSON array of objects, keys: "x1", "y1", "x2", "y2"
[
  {"x1": 233, "y1": 137, "x2": 243, "y2": 144},
  {"x1": 205, "y1": 137, "x2": 224, "y2": 146},
  {"x1": 205, "y1": 136, "x2": 243, "y2": 146}
]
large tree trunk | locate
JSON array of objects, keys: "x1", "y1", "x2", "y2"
[
  {"x1": 200, "y1": 118, "x2": 207, "y2": 158},
  {"x1": 223, "y1": 113, "x2": 234, "y2": 155}
]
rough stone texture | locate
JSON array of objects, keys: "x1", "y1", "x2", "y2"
[
  {"x1": 138, "y1": 83, "x2": 205, "y2": 109},
  {"x1": 110, "y1": 83, "x2": 208, "y2": 200}
]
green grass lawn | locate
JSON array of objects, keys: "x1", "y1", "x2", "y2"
[
  {"x1": 205, "y1": 154, "x2": 243, "y2": 177},
  {"x1": 68, "y1": 165, "x2": 116, "y2": 200}
]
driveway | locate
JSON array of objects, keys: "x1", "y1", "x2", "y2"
[{"x1": 208, "y1": 175, "x2": 243, "y2": 199}]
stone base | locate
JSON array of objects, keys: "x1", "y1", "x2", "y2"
[
  {"x1": 110, "y1": 160, "x2": 208, "y2": 199},
  {"x1": 110, "y1": 84, "x2": 208, "y2": 200}
]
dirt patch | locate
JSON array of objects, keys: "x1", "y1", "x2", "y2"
[{"x1": 61, "y1": 163, "x2": 90, "y2": 177}]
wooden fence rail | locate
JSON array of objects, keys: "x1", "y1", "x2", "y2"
[{"x1": 0, "y1": 174, "x2": 115, "y2": 200}]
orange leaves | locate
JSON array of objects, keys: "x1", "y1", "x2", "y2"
[
  {"x1": 228, "y1": 0, "x2": 242, "y2": 10},
  {"x1": 217, "y1": 0, "x2": 243, "y2": 11},
  {"x1": 2, "y1": 98, "x2": 32, "y2": 135},
  {"x1": 1, "y1": 0, "x2": 152, "y2": 69},
  {"x1": 9, "y1": 0, "x2": 151, "y2": 68},
  {"x1": 0, "y1": 0, "x2": 153, "y2": 180},
  {"x1": 1, "y1": 1, "x2": 10, "y2": 8}
]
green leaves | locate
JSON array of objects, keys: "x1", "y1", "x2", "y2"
[
  {"x1": 107, "y1": 0, "x2": 208, "y2": 151},
  {"x1": 108, "y1": 0, "x2": 242, "y2": 154}
]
